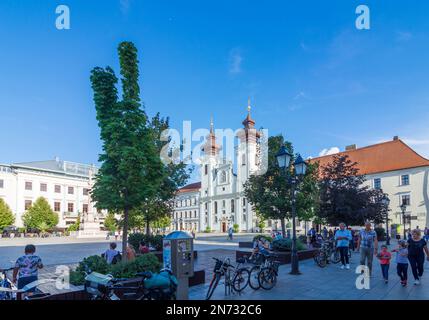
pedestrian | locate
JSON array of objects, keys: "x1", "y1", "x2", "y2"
[
  {"x1": 357, "y1": 221, "x2": 379, "y2": 276},
  {"x1": 114, "y1": 230, "x2": 119, "y2": 241},
  {"x1": 377, "y1": 245, "x2": 392, "y2": 283},
  {"x1": 12, "y1": 244, "x2": 43, "y2": 295},
  {"x1": 425, "y1": 227, "x2": 429, "y2": 242},
  {"x1": 334, "y1": 223, "x2": 352, "y2": 270},
  {"x1": 228, "y1": 226, "x2": 233, "y2": 240},
  {"x1": 139, "y1": 241, "x2": 150, "y2": 254},
  {"x1": 126, "y1": 243, "x2": 136, "y2": 261},
  {"x1": 328, "y1": 229, "x2": 334, "y2": 239},
  {"x1": 322, "y1": 226, "x2": 328, "y2": 240},
  {"x1": 103, "y1": 242, "x2": 121, "y2": 264},
  {"x1": 407, "y1": 229, "x2": 412, "y2": 241},
  {"x1": 348, "y1": 228, "x2": 355, "y2": 252},
  {"x1": 407, "y1": 229, "x2": 429, "y2": 285},
  {"x1": 392, "y1": 240, "x2": 409, "y2": 286}
]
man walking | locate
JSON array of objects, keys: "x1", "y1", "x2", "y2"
[
  {"x1": 335, "y1": 223, "x2": 352, "y2": 269},
  {"x1": 357, "y1": 221, "x2": 378, "y2": 276}
]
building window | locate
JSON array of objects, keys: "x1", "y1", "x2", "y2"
[
  {"x1": 204, "y1": 203, "x2": 208, "y2": 210},
  {"x1": 68, "y1": 187, "x2": 74, "y2": 195},
  {"x1": 68, "y1": 203, "x2": 74, "y2": 213},
  {"x1": 205, "y1": 165, "x2": 208, "y2": 175},
  {"x1": 25, "y1": 200, "x2": 32, "y2": 210},
  {"x1": 374, "y1": 178, "x2": 381, "y2": 190},
  {"x1": 231, "y1": 215, "x2": 235, "y2": 222},
  {"x1": 231, "y1": 199, "x2": 235, "y2": 213},
  {"x1": 83, "y1": 204, "x2": 88, "y2": 213},
  {"x1": 0, "y1": 179, "x2": 3, "y2": 188},
  {"x1": 401, "y1": 174, "x2": 410, "y2": 186},
  {"x1": 220, "y1": 171, "x2": 227, "y2": 183},
  {"x1": 214, "y1": 201, "x2": 218, "y2": 214},
  {"x1": 222, "y1": 200, "x2": 225, "y2": 208},
  {"x1": 25, "y1": 181, "x2": 32, "y2": 191},
  {"x1": 55, "y1": 185, "x2": 61, "y2": 193},
  {"x1": 242, "y1": 154, "x2": 246, "y2": 165},
  {"x1": 215, "y1": 216, "x2": 218, "y2": 223},
  {"x1": 83, "y1": 188, "x2": 89, "y2": 196},
  {"x1": 194, "y1": 211, "x2": 197, "y2": 218},
  {"x1": 40, "y1": 183, "x2": 47, "y2": 192},
  {"x1": 401, "y1": 194, "x2": 411, "y2": 206},
  {"x1": 54, "y1": 202, "x2": 61, "y2": 212},
  {"x1": 243, "y1": 214, "x2": 246, "y2": 222},
  {"x1": 242, "y1": 198, "x2": 246, "y2": 206}
]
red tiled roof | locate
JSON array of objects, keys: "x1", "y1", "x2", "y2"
[
  {"x1": 177, "y1": 182, "x2": 201, "y2": 194},
  {"x1": 309, "y1": 139, "x2": 429, "y2": 175}
]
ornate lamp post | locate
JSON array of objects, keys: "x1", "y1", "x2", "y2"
[
  {"x1": 400, "y1": 203, "x2": 407, "y2": 240},
  {"x1": 381, "y1": 194, "x2": 390, "y2": 245},
  {"x1": 276, "y1": 147, "x2": 307, "y2": 275}
]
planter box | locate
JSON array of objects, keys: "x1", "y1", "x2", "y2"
[
  {"x1": 238, "y1": 242, "x2": 254, "y2": 248},
  {"x1": 236, "y1": 249, "x2": 317, "y2": 265}
]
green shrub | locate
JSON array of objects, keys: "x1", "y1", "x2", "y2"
[
  {"x1": 69, "y1": 254, "x2": 161, "y2": 286},
  {"x1": 128, "y1": 233, "x2": 164, "y2": 252},
  {"x1": 272, "y1": 238, "x2": 306, "y2": 252},
  {"x1": 253, "y1": 235, "x2": 273, "y2": 243},
  {"x1": 109, "y1": 254, "x2": 161, "y2": 278},
  {"x1": 204, "y1": 227, "x2": 211, "y2": 233},
  {"x1": 70, "y1": 255, "x2": 110, "y2": 286}
]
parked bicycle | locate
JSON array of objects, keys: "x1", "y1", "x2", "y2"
[
  {"x1": 206, "y1": 257, "x2": 250, "y2": 300},
  {"x1": 0, "y1": 267, "x2": 15, "y2": 300},
  {"x1": 84, "y1": 266, "x2": 178, "y2": 300},
  {"x1": 314, "y1": 240, "x2": 339, "y2": 267}
]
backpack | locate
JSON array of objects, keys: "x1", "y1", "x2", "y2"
[{"x1": 112, "y1": 252, "x2": 122, "y2": 264}]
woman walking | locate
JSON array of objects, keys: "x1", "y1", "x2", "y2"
[{"x1": 407, "y1": 229, "x2": 429, "y2": 285}]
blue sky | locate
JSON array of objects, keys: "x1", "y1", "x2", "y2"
[{"x1": 1, "y1": 0, "x2": 429, "y2": 180}]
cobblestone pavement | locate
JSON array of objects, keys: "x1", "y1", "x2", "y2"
[{"x1": 190, "y1": 249, "x2": 429, "y2": 300}]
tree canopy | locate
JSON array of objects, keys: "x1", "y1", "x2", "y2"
[
  {"x1": 317, "y1": 154, "x2": 388, "y2": 225},
  {"x1": 22, "y1": 197, "x2": 58, "y2": 231},
  {"x1": 0, "y1": 198, "x2": 15, "y2": 231}
]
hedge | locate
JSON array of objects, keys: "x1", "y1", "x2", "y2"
[
  {"x1": 128, "y1": 233, "x2": 164, "y2": 252},
  {"x1": 271, "y1": 238, "x2": 306, "y2": 252}
]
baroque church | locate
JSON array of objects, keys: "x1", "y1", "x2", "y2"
[{"x1": 171, "y1": 102, "x2": 265, "y2": 233}]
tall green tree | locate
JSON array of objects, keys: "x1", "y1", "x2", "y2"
[
  {"x1": 244, "y1": 135, "x2": 319, "y2": 237},
  {"x1": 22, "y1": 197, "x2": 58, "y2": 231},
  {"x1": 0, "y1": 198, "x2": 15, "y2": 231},
  {"x1": 317, "y1": 154, "x2": 387, "y2": 225},
  {"x1": 103, "y1": 212, "x2": 117, "y2": 233},
  {"x1": 90, "y1": 42, "x2": 163, "y2": 260}
]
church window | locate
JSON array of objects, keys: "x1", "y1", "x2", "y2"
[
  {"x1": 242, "y1": 198, "x2": 246, "y2": 206},
  {"x1": 231, "y1": 199, "x2": 235, "y2": 213},
  {"x1": 220, "y1": 170, "x2": 227, "y2": 183},
  {"x1": 214, "y1": 201, "x2": 218, "y2": 214},
  {"x1": 205, "y1": 165, "x2": 208, "y2": 175}
]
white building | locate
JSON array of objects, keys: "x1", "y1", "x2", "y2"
[
  {"x1": 171, "y1": 107, "x2": 264, "y2": 233},
  {"x1": 310, "y1": 137, "x2": 429, "y2": 230},
  {"x1": 0, "y1": 158, "x2": 104, "y2": 228}
]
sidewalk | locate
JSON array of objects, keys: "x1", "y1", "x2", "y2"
[{"x1": 190, "y1": 249, "x2": 429, "y2": 300}]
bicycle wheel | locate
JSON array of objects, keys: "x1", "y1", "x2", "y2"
[
  {"x1": 248, "y1": 266, "x2": 261, "y2": 290},
  {"x1": 316, "y1": 252, "x2": 327, "y2": 268},
  {"x1": 331, "y1": 249, "x2": 341, "y2": 264},
  {"x1": 206, "y1": 273, "x2": 221, "y2": 300},
  {"x1": 232, "y1": 268, "x2": 250, "y2": 292},
  {"x1": 258, "y1": 267, "x2": 277, "y2": 290}
]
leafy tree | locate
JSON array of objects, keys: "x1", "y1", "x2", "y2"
[
  {"x1": 22, "y1": 197, "x2": 58, "y2": 231},
  {"x1": 90, "y1": 42, "x2": 164, "y2": 259},
  {"x1": 317, "y1": 154, "x2": 387, "y2": 226},
  {"x1": 0, "y1": 198, "x2": 14, "y2": 231},
  {"x1": 104, "y1": 212, "x2": 117, "y2": 233},
  {"x1": 244, "y1": 135, "x2": 319, "y2": 237}
]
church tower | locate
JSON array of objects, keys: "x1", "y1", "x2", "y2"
[
  {"x1": 236, "y1": 100, "x2": 261, "y2": 231},
  {"x1": 200, "y1": 116, "x2": 221, "y2": 231}
]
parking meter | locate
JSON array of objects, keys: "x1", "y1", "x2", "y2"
[{"x1": 163, "y1": 231, "x2": 194, "y2": 300}]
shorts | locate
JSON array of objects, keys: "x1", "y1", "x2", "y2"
[{"x1": 18, "y1": 275, "x2": 38, "y2": 292}]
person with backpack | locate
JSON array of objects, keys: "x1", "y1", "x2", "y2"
[{"x1": 103, "y1": 242, "x2": 121, "y2": 264}]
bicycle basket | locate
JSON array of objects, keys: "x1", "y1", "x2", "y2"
[
  {"x1": 213, "y1": 259, "x2": 223, "y2": 272},
  {"x1": 84, "y1": 272, "x2": 113, "y2": 296}
]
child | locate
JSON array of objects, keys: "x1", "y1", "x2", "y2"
[
  {"x1": 392, "y1": 240, "x2": 409, "y2": 286},
  {"x1": 12, "y1": 244, "x2": 44, "y2": 293},
  {"x1": 377, "y1": 245, "x2": 392, "y2": 283}
]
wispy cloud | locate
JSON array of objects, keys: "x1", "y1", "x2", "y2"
[
  {"x1": 318, "y1": 147, "x2": 340, "y2": 157},
  {"x1": 120, "y1": 0, "x2": 131, "y2": 15},
  {"x1": 229, "y1": 48, "x2": 243, "y2": 74}
]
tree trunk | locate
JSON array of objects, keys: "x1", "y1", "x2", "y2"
[
  {"x1": 280, "y1": 218, "x2": 286, "y2": 238},
  {"x1": 122, "y1": 207, "x2": 129, "y2": 262},
  {"x1": 146, "y1": 218, "x2": 150, "y2": 236}
]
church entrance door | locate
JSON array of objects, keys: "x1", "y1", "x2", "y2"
[{"x1": 221, "y1": 222, "x2": 227, "y2": 233}]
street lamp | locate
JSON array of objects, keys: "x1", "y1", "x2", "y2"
[
  {"x1": 381, "y1": 194, "x2": 390, "y2": 245},
  {"x1": 276, "y1": 147, "x2": 307, "y2": 275},
  {"x1": 400, "y1": 203, "x2": 407, "y2": 240}
]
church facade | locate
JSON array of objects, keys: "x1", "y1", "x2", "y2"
[{"x1": 171, "y1": 106, "x2": 264, "y2": 233}]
